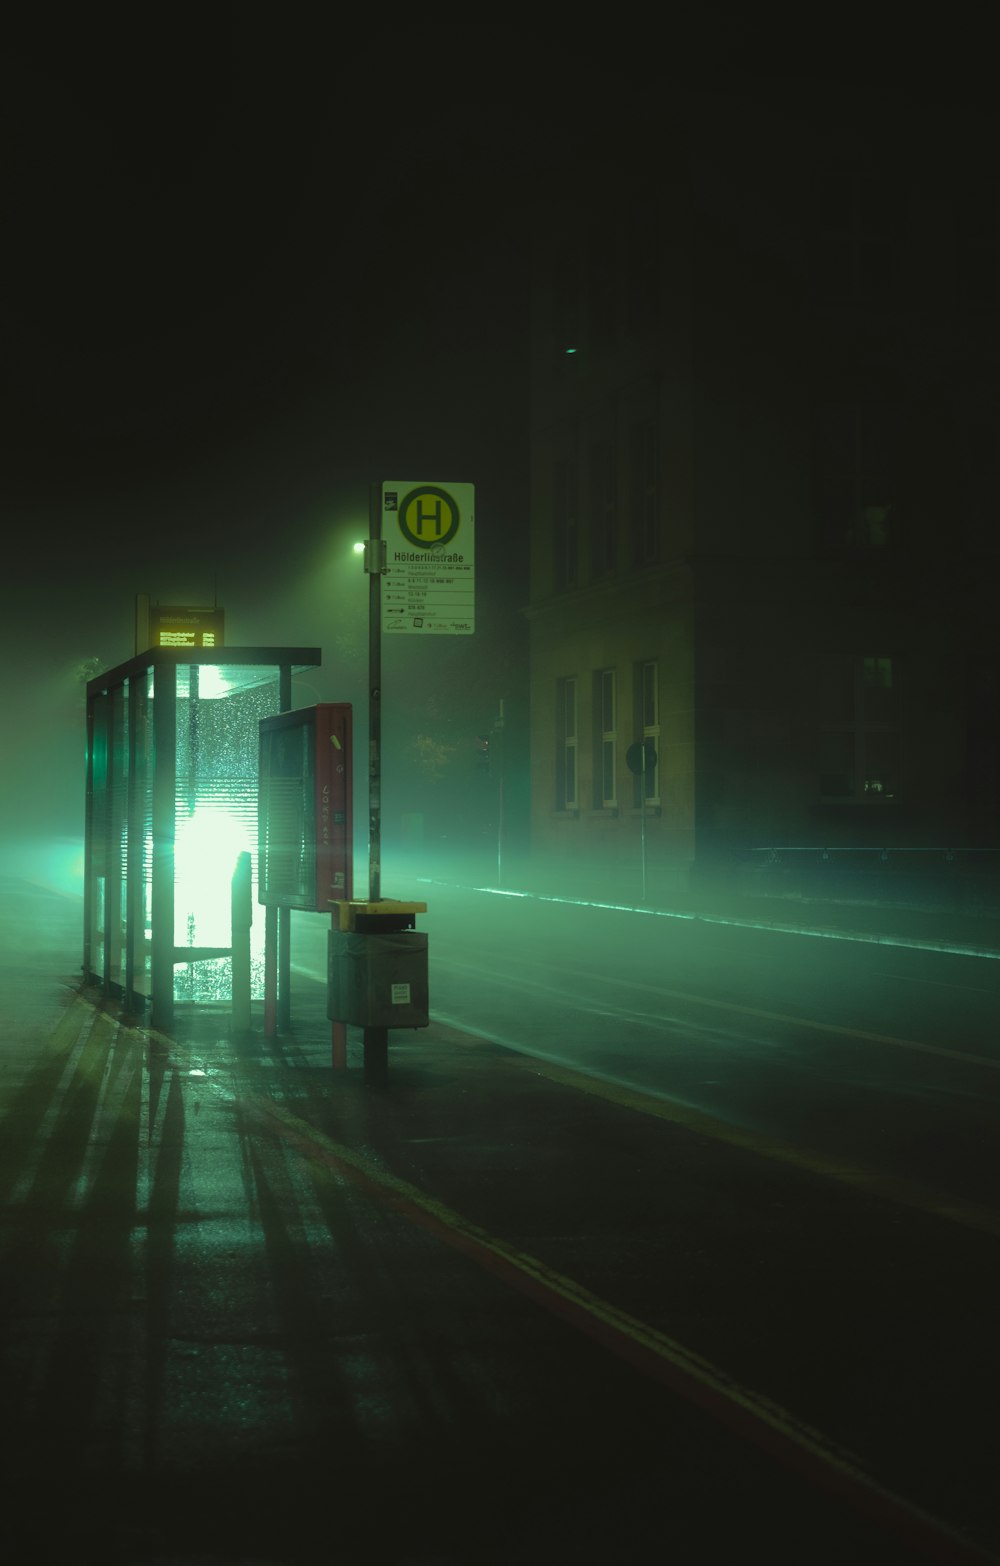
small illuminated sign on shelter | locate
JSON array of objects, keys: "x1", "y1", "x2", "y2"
[{"x1": 148, "y1": 605, "x2": 225, "y2": 648}]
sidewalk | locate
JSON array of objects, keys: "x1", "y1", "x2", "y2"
[{"x1": 3, "y1": 879, "x2": 999, "y2": 1563}]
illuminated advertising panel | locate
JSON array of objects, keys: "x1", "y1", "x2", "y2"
[{"x1": 258, "y1": 704, "x2": 352, "y2": 910}]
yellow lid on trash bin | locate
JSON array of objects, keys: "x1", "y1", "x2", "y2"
[{"x1": 331, "y1": 899, "x2": 428, "y2": 931}]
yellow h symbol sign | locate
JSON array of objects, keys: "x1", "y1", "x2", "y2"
[
  {"x1": 399, "y1": 487, "x2": 460, "y2": 548},
  {"x1": 415, "y1": 495, "x2": 444, "y2": 539}
]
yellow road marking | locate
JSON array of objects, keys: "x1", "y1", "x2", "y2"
[
  {"x1": 427, "y1": 1014, "x2": 1000, "y2": 1241},
  {"x1": 438, "y1": 950, "x2": 999, "y2": 1071},
  {"x1": 528, "y1": 1057, "x2": 1000, "y2": 1239},
  {"x1": 241, "y1": 1087, "x2": 991, "y2": 1565},
  {"x1": 55, "y1": 996, "x2": 993, "y2": 1562},
  {"x1": 600, "y1": 971, "x2": 1000, "y2": 1070}
]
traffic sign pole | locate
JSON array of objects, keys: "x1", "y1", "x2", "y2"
[
  {"x1": 640, "y1": 759, "x2": 647, "y2": 905},
  {"x1": 496, "y1": 698, "x2": 505, "y2": 888},
  {"x1": 366, "y1": 482, "x2": 385, "y2": 902},
  {"x1": 626, "y1": 738, "x2": 657, "y2": 905}
]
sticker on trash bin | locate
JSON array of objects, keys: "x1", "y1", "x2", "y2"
[{"x1": 391, "y1": 982, "x2": 412, "y2": 1005}]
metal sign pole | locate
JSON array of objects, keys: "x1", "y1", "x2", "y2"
[
  {"x1": 496, "y1": 697, "x2": 504, "y2": 888},
  {"x1": 626, "y1": 737, "x2": 655, "y2": 908},
  {"x1": 366, "y1": 483, "x2": 385, "y2": 902},
  {"x1": 640, "y1": 754, "x2": 647, "y2": 905}
]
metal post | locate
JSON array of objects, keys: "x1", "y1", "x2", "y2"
[
  {"x1": 366, "y1": 482, "x2": 384, "y2": 902},
  {"x1": 231, "y1": 851, "x2": 252, "y2": 1034},
  {"x1": 639, "y1": 748, "x2": 648, "y2": 905},
  {"x1": 496, "y1": 697, "x2": 504, "y2": 888},
  {"x1": 151, "y1": 661, "x2": 177, "y2": 1034},
  {"x1": 83, "y1": 691, "x2": 95, "y2": 983},
  {"x1": 106, "y1": 688, "x2": 125, "y2": 995},
  {"x1": 264, "y1": 903, "x2": 278, "y2": 1037},
  {"x1": 124, "y1": 671, "x2": 144, "y2": 1013},
  {"x1": 363, "y1": 482, "x2": 388, "y2": 1086},
  {"x1": 100, "y1": 695, "x2": 114, "y2": 995},
  {"x1": 277, "y1": 664, "x2": 292, "y2": 1035},
  {"x1": 278, "y1": 906, "x2": 291, "y2": 1032},
  {"x1": 331, "y1": 909, "x2": 347, "y2": 1071}
]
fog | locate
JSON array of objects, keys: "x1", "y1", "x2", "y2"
[
  {"x1": 4, "y1": 31, "x2": 999, "y2": 1566},
  {"x1": 3, "y1": 18, "x2": 543, "y2": 886},
  {"x1": 3, "y1": 28, "x2": 995, "y2": 946}
]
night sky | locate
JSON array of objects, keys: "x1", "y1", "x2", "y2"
[
  {"x1": 4, "y1": 18, "x2": 688, "y2": 634},
  {"x1": 3, "y1": 19, "x2": 968, "y2": 582},
  {"x1": 0, "y1": 12, "x2": 984, "y2": 836},
  {"x1": 3, "y1": 13, "x2": 624, "y2": 836},
  {"x1": 4, "y1": 17, "x2": 542, "y2": 609}
]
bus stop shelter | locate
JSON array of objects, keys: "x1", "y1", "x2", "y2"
[{"x1": 84, "y1": 646, "x2": 320, "y2": 1032}]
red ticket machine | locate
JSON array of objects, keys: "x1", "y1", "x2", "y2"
[
  {"x1": 258, "y1": 703, "x2": 353, "y2": 1059},
  {"x1": 258, "y1": 703, "x2": 353, "y2": 912}
]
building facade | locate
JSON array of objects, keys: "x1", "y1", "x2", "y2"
[{"x1": 526, "y1": 96, "x2": 1000, "y2": 903}]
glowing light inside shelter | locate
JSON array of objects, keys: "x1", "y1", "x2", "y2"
[{"x1": 174, "y1": 804, "x2": 253, "y2": 947}]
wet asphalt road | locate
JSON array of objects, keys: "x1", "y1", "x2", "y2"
[{"x1": 1, "y1": 870, "x2": 998, "y2": 1563}]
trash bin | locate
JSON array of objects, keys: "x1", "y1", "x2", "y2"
[{"x1": 327, "y1": 929, "x2": 429, "y2": 1028}]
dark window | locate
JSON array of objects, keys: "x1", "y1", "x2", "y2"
[
  {"x1": 820, "y1": 655, "x2": 899, "y2": 800},
  {"x1": 625, "y1": 206, "x2": 660, "y2": 340},
  {"x1": 960, "y1": 197, "x2": 1000, "y2": 310},
  {"x1": 553, "y1": 455, "x2": 579, "y2": 591},
  {"x1": 966, "y1": 416, "x2": 1000, "y2": 532},
  {"x1": 633, "y1": 659, "x2": 660, "y2": 805},
  {"x1": 589, "y1": 226, "x2": 617, "y2": 355},
  {"x1": 593, "y1": 669, "x2": 617, "y2": 807},
  {"x1": 631, "y1": 421, "x2": 659, "y2": 564},
  {"x1": 552, "y1": 248, "x2": 581, "y2": 354},
  {"x1": 555, "y1": 677, "x2": 578, "y2": 809},
  {"x1": 815, "y1": 403, "x2": 897, "y2": 550},
  {"x1": 589, "y1": 436, "x2": 618, "y2": 577},
  {"x1": 812, "y1": 171, "x2": 905, "y2": 309}
]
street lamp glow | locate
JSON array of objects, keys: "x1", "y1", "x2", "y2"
[{"x1": 353, "y1": 540, "x2": 365, "y2": 555}]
